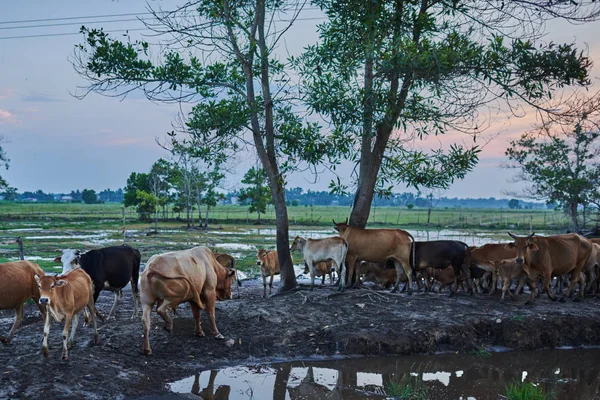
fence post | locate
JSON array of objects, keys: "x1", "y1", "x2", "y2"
[{"x1": 16, "y1": 237, "x2": 24, "y2": 260}]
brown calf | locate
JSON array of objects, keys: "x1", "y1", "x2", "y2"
[
  {"x1": 358, "y1": 261, "x2": 397, "y2": 289},
  {"x1": 0, "y1": 261, "x2": 46, "y2": 344},
  {"x1": 35, "y1": 268, "x2": 99, "y2": 360},
  {"x1": 304, "y1": 260, "x2": 334, "y2": 285},
  {"x1": 256, "y1": 249, "x2": 280, "y2": 297},
  {"x1": 140, "y1": 246, "x2": 224, "y2": 355},
  {"x1": 494, "y1": 259, "x2": 528, "y2": 302}
]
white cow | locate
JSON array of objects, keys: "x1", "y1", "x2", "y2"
[{"x1": 290, "y1": 236, "x2": 348, "y2": 290}]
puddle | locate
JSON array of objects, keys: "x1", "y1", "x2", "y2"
[
  {"x1": 26, "y1": 233, "x2": 108, "y2": 240},
  {"x1": 168, "y1": 348, "x2": 600, "y2": 399},
  {"x1": 215, "y1": 243, "x2": 256, "y2": 251}
]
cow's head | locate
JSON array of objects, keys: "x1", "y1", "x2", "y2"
[
  {"x1": 290, "y1": 236, "x2": 305, "y2": 252},
  {"x1": 332, "y1": 218, "x2": 349, "y2": 234},
  {"x1": 506, "y1": 232, "x2": 538, "y2": 264},
  {"x1": 35, "y1": 275, "x2": 68, "y2": 305},
  {"x1": 216, "y1": 268, "x2": 236, "y2": 300},
  {"x1": 57, "y1": 249, "x2": 82, "y2": 274},
  {"x1": 256, "y1": 249, "x2": 268, "y2": 266}
]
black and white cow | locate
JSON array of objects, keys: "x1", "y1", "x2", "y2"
[{"x1": 56, "y1": 244, "x2": 141, "y2": 320}]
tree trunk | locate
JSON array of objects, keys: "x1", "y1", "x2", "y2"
[
  {"x1": 571, "y1": 202, "x2": 579, "y2": 232},
  {"x1": 272, "y1": 183, "x2": 296, "y2": 292},
  {"x1": 204, "y1": 205, "x2": 209, "y2": 229},
  {"x1": 427, "y1": 208, "x2": 432, "y2": 225},
  {"x1": 257, "y1": 210, "x2": 261, "y2": 223}
]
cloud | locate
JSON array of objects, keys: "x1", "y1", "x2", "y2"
[
  {"x1": 22, "y1": 93, "x2": 64, "y2": 103},
  {"x1": 0, "y1": 88, "x2": 16, "y2": 100},
  {"x1": 0, "y1": 109, "x2": 16, "y2": 124}
]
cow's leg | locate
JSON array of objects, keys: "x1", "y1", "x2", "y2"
[
  {"x1": 562, "y1": 271, "x2": 582, "y2": 302},
  {"x1": 392, "y1": 259, "x2": 412, "y2": 295},
  {"x1": 321, "y1": 273, "x2": 325, "y2": 285},
  {"x1": 0, "y1": 305, "x2": 24, "y2": 345},
  {"x1": 500, "y1": 277, "x2": 510, "y2": 302},
  {"x1": 68, "y1": 314, "x2": 79, "y2": 348},
  {"x1": 87, "y1": 294, "x2": 99, "y2": 345},
  {"x1": 575, "y1": 272, "x2": 586, "y2": 302},
  {"x1": 543, "y1": 273, "x2": 556, "y2": 302},
  {"x1": 329, "y1": 271, "x2": 334, "y2": 285},
  {"x1": 269, "y1": 273, "x2": 274, "y2": 296},
  {"x1": 525, "y1": 278, "x2": 537, "y2": 305},
  {"x1": 339, "y1": 254, "x2": 355, "y2": 292},
  {"x1": 92, "y1": 286, "x2": 106, "y2": 322},
  {"x1": 131, "y1": 277, "x2": 140, "y2": 319},
  {"x1": 142, "y1": 302, "x2": 153, "y2": 355},
  {"x1": 42, "y1": 309, "x2": 51, "y2": 357},
  {"x1": 461, "y1": 263, "x2": 475, "y2": 295},
  {"x1": 307, "y1": 258, "x2": 316, "y2": 290},
  {"x1": 61, "y1": 315, "x2": 72, "y2": 360},
  {"x1": 202, "y1": 292, "x2": 224, "y2": 340},
  {"x1": 262, "y1": 274, "x2": 267, "y2": 298},
  {"x1": 514, "y1": 276, "x2": 526, "y2": 298},
  {"x1": 190, "y1": 301, "x2": 205, "y2": 337},
  {"x1": 156, "y1": 299, "x2": 174, "y2": 332},
  {"x1": 489, "y1": 270, "x2": 498, "y2": 295},
  {"x1": 107, "y1": 290, "x2": 121, "y2": 320}
]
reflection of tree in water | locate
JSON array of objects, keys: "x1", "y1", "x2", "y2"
[
  {"x1": 273, "y1": 364, "x2": 291, "y2": 400},
  {"x1": 190, "y1": 370, "x2": 231, "y2": 400},
  {"x1": 287, "y1": 367, "x2": 342, "y2": 400}
]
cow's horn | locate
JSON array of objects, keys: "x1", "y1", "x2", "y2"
[
  {"x1": 507, "y1": 232, "x2": 518, "y2": 239},
  {"x1": 527, "y1": 232, "x2": 535, "y2": 239},
  {"x1": 332, "y1": 219, "x2": 337, "y2": 225}
]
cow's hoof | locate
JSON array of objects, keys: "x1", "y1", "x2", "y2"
[
  {"x1": 42, "y1": 349, "x2": 49, "y2": 357},
  {"x1": 215, "y1": 333, "x2": 225, "y2": 340},
  {"x1": 62, "y1": 354, "x2": 69, "y2": 361},
  {"x1": 164, "y1": 325, "x2": 172, "y2": 332},
  {"x1": 195, "y1": 330, "x2": 205, "y2": 337},
  {"x1": 0, "y1": 336, "x2": 9, "y2": 345},
  {"x1": 143, "y1": 348, "x2": 152, "y2": 356}
]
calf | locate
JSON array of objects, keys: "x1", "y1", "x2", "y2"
[
  {"x1": 470, "y1": 243, "x2": 516, "y2": 294},
  {"x1": 358, "y1": 261, "x2": 397, "y2": 289},
  {"x1": 0, "y1": 261, "x2": 46, "y2": 344},
  {"x1": 290, "y1": 236, "x2": 348, "y2": 290},
  {"x1": 304, "y1": 260, "x2": 334, "y2": 285},
  {"x1": 494, "y1": 259, "x2": 528, "y2": 302},
  {"x1": 34, "y1": 268, "x2": 99, "y2": 360},
  {"x1": 256, "y1": 249, "x2": 280, "y2": 297},
  {"x1": 57, "y1": 244, "x2": 141, "y2": 320}
]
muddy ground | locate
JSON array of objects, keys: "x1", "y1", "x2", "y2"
[{"x1": 2, "y1": 280, "x2": 600, "y2": 399}]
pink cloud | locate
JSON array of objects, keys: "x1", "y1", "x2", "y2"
[
  {"x1": 0, "y1": 88, "x2": 16, "y2": 100},
  {"x1": 0, "y1": 109, "x2": 16, "y2": 124}
]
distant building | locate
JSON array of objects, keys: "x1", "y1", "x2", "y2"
[
  {"x1": 60, "y1": 195, "x2": 73, "y2": 202},
  {"x1": 22, "y1": 198, "x2": 38, "y2": 202},
  {"x1": 330, "y1": 200, "x2": 339, "y2": 206},
  {"x1": 230, "y1": 196, "x2": 238, "y2": 205}
]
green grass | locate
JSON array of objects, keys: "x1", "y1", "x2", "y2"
[
  {"x1": 0, "y1": 202, "x2": 570, "y2": 231},
  {"x1": 510, "y1": 314, "x2": 526, "y2": 322},
  {"x1": 505, "y1": 381, "x2": 553, "y2": 400},
  {"x1": 470, "y1": 347, "x2": 492, "y2": 358},
  {"x1": 386, "y1": 374, "x2": 429, "y2": 400}
]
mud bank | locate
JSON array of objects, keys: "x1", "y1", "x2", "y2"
[{"x1": 1, "y1": 281, "x2": 600, "y2": 399}]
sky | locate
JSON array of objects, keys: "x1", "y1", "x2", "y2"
[{"x1": 1, "y1": 1, "x2": 600, "y2": 199}]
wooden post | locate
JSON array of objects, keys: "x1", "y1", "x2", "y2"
[
  {"x1": 530, "y1": 215, "x2": 533, "y2": 233},
  {"x1": 16, "y1": 237, "x2": 24, "y2": 260}
]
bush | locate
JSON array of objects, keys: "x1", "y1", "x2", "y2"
[{"x1": 505, "y1": 381, "x2": 552, "y2": 400}]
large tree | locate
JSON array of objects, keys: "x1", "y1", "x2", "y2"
[
  {"x1": 73, "y1": 1, "x2": 337, "y2": 292},
  {"x1": 297, "y1": 0, "x2": 600, "y2": 228},
  {"x1": 506, "y1": 107, "x2": 600, "y2": 232}
]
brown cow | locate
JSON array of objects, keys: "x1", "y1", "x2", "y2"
[
  {"x1": 333, "y1": 220, "x2": 414, "y2": 293},
  {"x1": 213, "y1": 252, "x2": 239, "y2": 297},
  {"x1": 494, "y1": 258, "x2": 528, "y2": 302},
  {"x1": 140, "y1": 246, "x2": 225, "y2": 355},
  {"x1": 0, "y1": 261, "x2": 46, "y2": 344},
  {"x1": 34, "y1": 268, "x2": 99, "y2": 360},
  {"x1": 470, "y1": 243, "x2": 516, "y2": 295},
  {"x1": 507, "y1": 232, "x2": 592, "y2": 304},
  {"x1": 256, "y1": 249, "x2": 280, "y2": 297},
  {"x1": 303, "y1": 260, "x2": 334, "y2": 285},
  {"x1": 582, "y1": 242, "x2": 600, "y2": 294},
  {"x1": 358, "y1": 261, "x2": 397, "y2": 289}
]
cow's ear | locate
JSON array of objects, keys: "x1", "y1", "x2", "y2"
[
  {"x1": 505, "y1": 243, "x2": 516, "y2": 249},
  {"x1": 228, "y1": 269, "x2": 236, "y2": 276},
  {"x1": 34, "y1": 275, "x2": 41, "y2": 284},
  {"x1": 527, "y1": 242, "x2": 539, "y2": 251},
  {"x1": 55, "y1": 279, "x2": 69, "y2": 287},
  {"x1": 53, "y1": 256, "x2": 62, "y2": 263}
]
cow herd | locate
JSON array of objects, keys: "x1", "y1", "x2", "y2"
[{"x1": 1, "y1": 220, "x2": 600, "y2": 360}]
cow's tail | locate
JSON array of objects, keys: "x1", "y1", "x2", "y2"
[
  {"x1": 131, "y1": 248, "x2": 142, "y2": 294},
  {"x1": 408, "y1": 232, "x2": 416, "y2": 272}
]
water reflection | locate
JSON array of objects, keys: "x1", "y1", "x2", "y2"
[{"x1": 169, "y1": 348, "x2": 600, "y2": 400}]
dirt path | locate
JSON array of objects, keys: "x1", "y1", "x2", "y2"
[{"x1": 1, "y1": 281, "x2": 600, "y2": 399}]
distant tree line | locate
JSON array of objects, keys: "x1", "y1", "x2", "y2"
[{"x1": 0, "y1": 188, "x2": 124, "y2": 203}]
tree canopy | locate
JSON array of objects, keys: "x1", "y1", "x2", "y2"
[
  {"x1": 239, "y1": 167, "x2": 271, "y2": 222},
  {"x1": 296, "y1": 0, "x2": 600, "y2": 227}
]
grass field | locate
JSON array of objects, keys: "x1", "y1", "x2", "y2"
[
  {"x1": 0, "y1": 201, "x2": 571, "y2": 229},
  {"x1": 0, "y1": 202, "x2": 570, "y2": 277}
]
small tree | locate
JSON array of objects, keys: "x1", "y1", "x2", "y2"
[
  {"x1": 0, "y1": 136, "x2": 9, "y2": 190},
  {"x1": 506, "y1": 115, "x2": 600, "y2": 232},
  {"x1": 81, "y1": 189, "x2": 98, "y2": 204},
  {"x1": 239, "y1": 167, "x2": 271, "y2": 223},
  {"x1": 508, "y1": 199, "x2": 521, "y2": 210}
]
